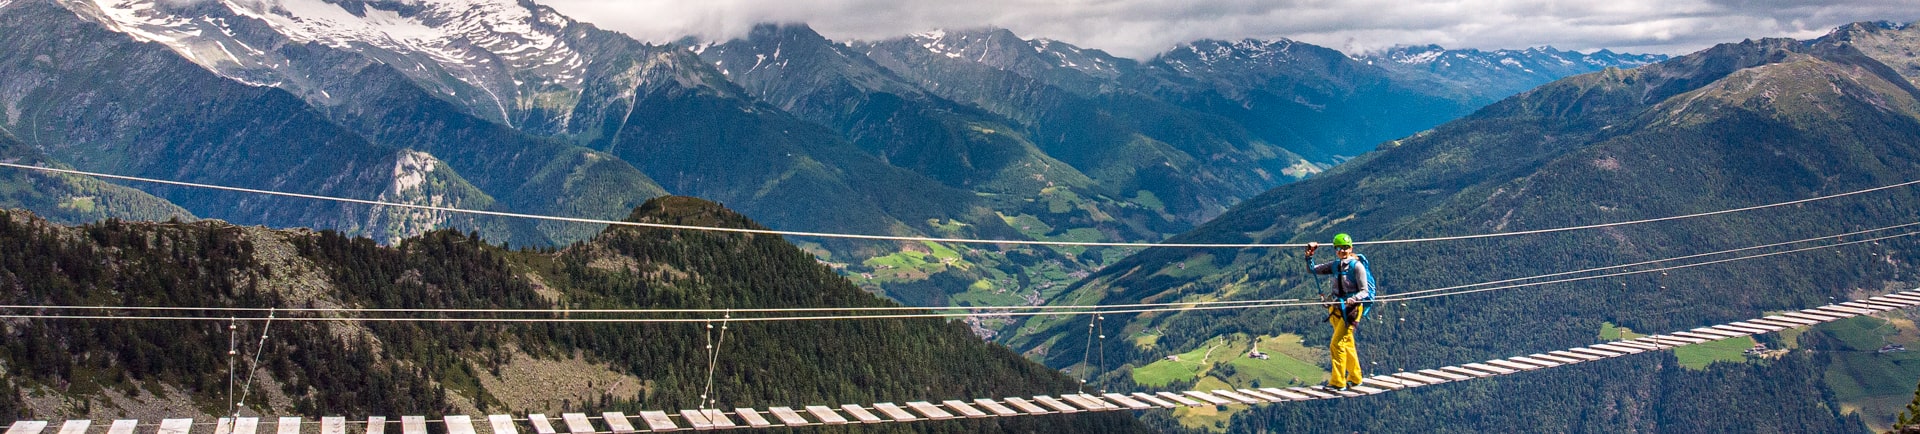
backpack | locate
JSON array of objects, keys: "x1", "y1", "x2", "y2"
[{"x1": 1335, "y1": 254, "x2": 1379, "y2": 321}]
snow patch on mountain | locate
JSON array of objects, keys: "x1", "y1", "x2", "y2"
[{"x1": 71, "y1": 0, "x2": 593, "y2": 126}]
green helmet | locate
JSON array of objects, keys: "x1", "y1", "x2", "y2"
[{"x1": 1332, "y1": 233, "x2": 1354, "y2": 248}]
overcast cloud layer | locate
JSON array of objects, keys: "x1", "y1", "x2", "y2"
[{"x1": 535, "y1": 0, "x2": 1917, "y2": 59}]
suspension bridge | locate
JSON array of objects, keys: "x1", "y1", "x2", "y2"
[{"x1": 5, "y1": 288, "x2": 1916, "y2": 432}]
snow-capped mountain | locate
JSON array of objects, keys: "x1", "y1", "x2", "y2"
[
  {"x1": 1358, "y1": 44, "x2": 1668, "y2": 103},
  {"x1": 62, "y1": 0, "x2": 614, "y2": 134}
]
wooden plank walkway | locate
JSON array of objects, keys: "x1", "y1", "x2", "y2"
[{"x1": 10, "y1": 289, "x2": 1916, "y2": 432}]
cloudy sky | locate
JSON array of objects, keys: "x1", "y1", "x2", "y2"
[{"x1": 536, "y1": 0, "x2": 1917, "y2": 59}]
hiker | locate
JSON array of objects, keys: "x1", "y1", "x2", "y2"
[{"x1": 1306, "y1": 233, "x2": 1372, "y2": 391}]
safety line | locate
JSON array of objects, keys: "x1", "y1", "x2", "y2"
[
  {"x1": 0, "y1": 229, "x2": 1909, "y2": 323},
  {"x1": 2, "y1": 162, "x2": 1913, "y2": 248},
  {"x1": 11, "y1": 288, "x2": 1913, "y2": 431},
  {"x1": 2, "y1": 220, "x2": 1908, "y2": 316}
]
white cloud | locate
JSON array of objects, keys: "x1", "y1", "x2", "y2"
[{"x1": 536, "y1": 0, "x2": 1919, "y2": 58}]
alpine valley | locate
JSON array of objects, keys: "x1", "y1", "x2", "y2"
[
  {"x1": 0, "y1": 0, "x2": 1659, "y2": 318},
  {"x1": 1010, "y1": 21, "x2": 1920, "y2": 432}
]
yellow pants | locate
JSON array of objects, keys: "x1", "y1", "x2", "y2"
[{"x1": 1328, "y1": 305, "x2": 1364, "y2": 388}]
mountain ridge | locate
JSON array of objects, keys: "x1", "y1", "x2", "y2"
[{"x1": 1010, "y1": 20, "x2": 1920, "y2": 432}]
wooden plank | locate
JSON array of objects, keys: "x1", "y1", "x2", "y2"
[
  {"x1": 1814, "y1": 305, "x2": 1873, "y2": 316},
  {"x1": 1646, "y1": 334, "x2": 1707, "y2": 345},
  {"x1": 699, "y1": 410, "x2": 734, "y2": 429},
  {"x1": 1871, "y1": 297, "x2": 1920, "y2": 308},
  {"x1": 402, "y1": 417, "x2": 428, "y2": 434},
  {"x1": 1874, "y1": 294, "x2": 1920, "y2": 304},
  {"x1": 1081, "y1": 394, "x2": 1121, "y2": 410},
  {"x1": 320, "y1": 417, "x2": 346, "y2": 434},
  {"x1": 1591, "y1": 343, "x2": 1647, "y2": 355},
  {"x1": 1030, "y1": 396, "x2": 1079, "y2": 413},
  {"x1": 1153, "y1": 392, "x2": 1204, "y2": 407},
  {"x1": 1763, "y1": 315, "x2": 1821, "y2": 326},
  {"x1": 1058, "y1": 395, "x2": 1106, "y2": 411},
  {"x1": 1388, "y1": 372, "x2": 1445, "y2": 385},
  {"x1": 839, "y1": 405, "x2": 883, "y2": 424},
  {"x1": 941, "y1": 400, "x2": 991, "y2": 418},
  {"x1": 363, "y1": 417, "x2": 386, "y2": 434},
  {"x1": 636, "y1": 412, "x2": 676, "y2": 431},
  {"x1": 485, "y1": 415, "x2": 516, "y2": 434},
  {"x1": 1484, "y1": 359, "x2": 1539, "y2": 372},
  {"x1": 57, "y1": 420, "x2": 89, "y2": 434},
  {"x1": 1687, "y1": 327, "x2": 1746, "y2": 339},
  {"x1": 1566, "y1": 348, "x2": 1625, "y2": 359},
  {"x1": 1800, "y1": 307, "x2": 1850, "y2": 317},
  {"x1": 733, "y1": 409, "x2": 772, "y2": 428},
  {"x1": 107, "y1": 420, "x2": 136, "y2": 434},
  {"x1": 1116, "y1": 392, "x2": 1168, "y2": 407},
  {"x1": 1744, "y1": 318, "x2": 1799, "y2": 329},
  {"x1": 971, "y1": 399, "x2": 1020, "y2": 417},
  {"x1": 1289, "y1": 387, "x2": 1341, "y2": 400},
  {"x1": 1002, "y1": 397, "x2": 1051, "y2": 415},
  {"x1": 593, "y1": 413, "x2": 630, "y2": 434},
  {"x1": 1377, "y1": 373, "x2": 1430, "y2": 387},
  {"x1": 1609, "y1": 340, "x2": 1662, "y2": 351},
  {"x1": 678, "y1": 410, "x2": 713, "y2": 430},
  {"x1": 7, "y1": 421, "x2": 48, "y2": 434},
  {"x1": 1419, "y1": 368, "x2": 1473, "y2": 381},
  {"x1": 1508, "y1": 356, "x2": 1560, "y2": 368},
  {"x1": 804, "y1": 406, "x2": 849, "y2": 425},
  {"x1": 444, "y1": 416, "x2": 477, "y2": 434},
  {"x1": 766, "y1": 407, "x2": 809, "y2": 427},
  {"x1": 1668, "y1": 332, "x2": 1725, "y2": 342},
  {"x1": 1462, "y1": 363, "x2": 1516, "y2": 375},
  {"x1": 1181, "y1": 391, "x2": 1233, "y2": 406},
  {"x1": 1235, "y1": 388, "x2": 1287, "y2": 402},
  {"x1": 1711, "y1": 324, "x2": 1769, "y2": 335},
  {"x1": 871, "y1": 403, "x2": 917, "y2": 422},
  {"x1": 1360, "y1": 376, "x2": 1408, "y2": 389},
  {"x1": 1209, "y1": 390, "x2": 1262, "y2": 405},
  {"x1": 1839, "y1": 301, "x2": 1890, "y2": 311},
  {"x1": 1130, "y1": 393, "x2": 1181, "y2": 408},
  {"x1": 160, "y1": 419, "x2": 194, "y2": 434},
  {"x1": 1878, "y1": 292, "x2": 1920, "y2": 301},
  {"x1": 1347, "y1": 384, "x2": 1390, "y2": 395},
  {"x1": 1730, "y1": 321, "x2": 1786, "y2": 332},
  {"x1": 1439, "y1": 366, "x2": 1496, "y2": 378},
  {"x1": 1258, "y1": 388, "x2": 1314, "y2": 401},
  {"x1": 1783, "y1": 311, "x2": 1842, "y2": 322},
  {"x1": 1854, "y1": 300, "x2": 1905, "y2": 311},
  {"x1": 1547, "y1": 350, "x2": 1601, "y2": 362},
  {"x1": 524, "y1": 415, "x2": 553, "y2": 434},
  {"x1": 556, "y1": 415, "x2": 590, "y2": 434},
  {"x1": 906, "y1": 402, "x2": 956, "y2": 420},
  {"x1": 233, "y1": 419, "x2": 260, "y2": 434}
]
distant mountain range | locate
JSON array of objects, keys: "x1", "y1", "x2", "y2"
[
  {"x1": 1012, "y1": 20, "x2": 1920, "y2": 432},
  {"x1": 0, "y1": 0, "x2": 1662, "y2": 311}
]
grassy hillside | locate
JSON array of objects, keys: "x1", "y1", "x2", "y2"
[{"x1": 0, "y1": 129, "x2": 193, "y2": 224}]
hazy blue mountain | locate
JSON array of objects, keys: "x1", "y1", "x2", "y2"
[
  {"x1": 855, "y1": 29, "x2": 1320, "y2": 219},
  {"x1": 1357, "y1": 44, "x2": 1667, "y2": 107},
  {"x1": 1011, "y1": 21, "x2": 1920, "y2": 432}
]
